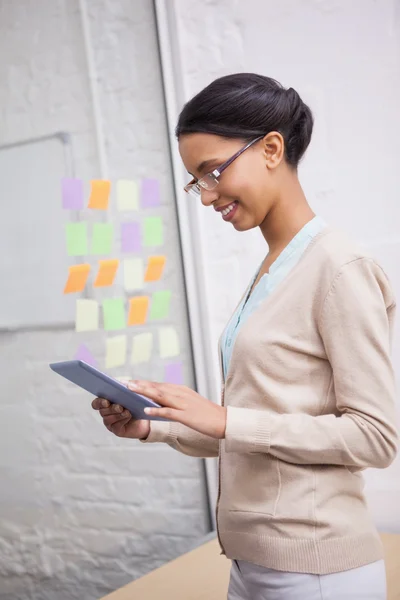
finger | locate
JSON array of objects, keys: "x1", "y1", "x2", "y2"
[
  {"x1": 144, "y1": 406, "x2": 181, "y2": 421},
  {"x1": 103, "y1": 411, "x2": 131, "y2": 427},
  {"x1": 129, "y1": 381, "x2": 182, "y2": 409},
  {"x1": 99, "y1": 404, "x2": 126, "y2": 417},
  {"x1": 92, "y1": 397, "x2": 110, "y2": 410},
  {"x1": 109, "y1": 416, "x2": 131, "y2": 436}
]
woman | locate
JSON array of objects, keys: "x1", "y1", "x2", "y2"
[{"x1": 92, "y1": 73, "x2": 398, "y2": 599}]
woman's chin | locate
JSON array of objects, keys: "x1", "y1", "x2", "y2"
[{"x1": 232, "y1": 217, "x2": 257, "y2": 232}]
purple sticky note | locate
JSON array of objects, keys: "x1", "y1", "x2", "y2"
[
  {"x1": 164, "y1": 362, "x2": 183, "y2": 385},
  {"x1": 121, "y1": 222, "x2": 141, "y2": 253},
  {"x1": 141, "y1": 179, "x2": 160, "y2": 208},
  {"x1": 74, "y1": 343, "x2": 97, "y2": 367},
  {"x1": 62, "y1": 178, "x2": 84, "y2": 210}
]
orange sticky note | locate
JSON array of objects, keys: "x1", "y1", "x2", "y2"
[
  {"x1": 93, "y1": 259, "x2": 119, "y2": 287},
  {"x1": 64, "y1": 264, "x2": 91, "y2": 294},
  {"x1": 144, "y1": 256, "x2": 166, "y2": 283},
  {"x1": 88, "y1": 180, "x2": 111, "y2": 210},
  {"x1": 128, "y1": 296, "x2": 149, "y2": 326}
]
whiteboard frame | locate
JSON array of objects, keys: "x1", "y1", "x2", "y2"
[
  {"x1": 153, "y1": 0, "x2": 219, "y2": 528},
  {"x1": 0, "y1": 132, "x2": 77, "y2": 332}
]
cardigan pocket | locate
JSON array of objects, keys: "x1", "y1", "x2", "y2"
[{"x1": 224, "y1": 454, "x2": 282, "y2": 517}]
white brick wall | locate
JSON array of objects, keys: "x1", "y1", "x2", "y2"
[
  {"x1": 170, "y1": 0, "x2": 400, "y2": 529},
  {"x1": 0, "y1": 2, "x2": 208, "y2": 599},
  {"x1": 2, "y1": 1, "x2": 400, "y2": 597}
]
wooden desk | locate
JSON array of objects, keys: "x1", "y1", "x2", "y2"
[{"x1": 100, "y1": 533, "x2": 400, "y2": 600}]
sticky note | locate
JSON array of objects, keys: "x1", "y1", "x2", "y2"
[
  {"x1": 144, "y1": 217, "x2": 163, "y2": 247},
  {"x1": 144, "y1": 256, "x2": 166, "y2": 282},
  {"x1": 93, "y1": 259, "x2": 119, "y2": 287},
  {"x1": 123, "y1": 258, "x2": 144, "y2": 291},
  {"x1": 76, "y1": 299, "x2": 99, "y2": 332},
  {"x1": 116, "y1": 375, "x2": 132, "y2": 384},
  {"x1": 74, "y1": 343, "x2": 97, "y2": 367},
  {"x1": 150, "y1": 290, "x2": 171, "y2": 320},
  {"x1": 102, "y1": 298, "x2": 125, "y2": 331},
  {"x1": 159, "y1": 327, "x2": 180, "y2": 358},
  {"x1": 131, "y1": 332, "x2": 153, "y2": 365},
  {"x1": 164, "y1": 362, "x2": 183, "y2": 385},
  {"x1": 88, "y1": 180, "x2": 111, "y2": 210},
  {"x1": 141, "y1": 178, "x2": 160, "y2": 208},
  {"x1": 117, "y1": 179, "x2": 139, "y2": 211},
  {"x1": 105, "y1": 335, "x2": 127, "y2": 368},
  {"x1": 62, "y1": 178, "x2": 84, "y2": 210},
  {"x1": 66, "y1": 222, "x2": 88, "y2": 256},
  {"x1": 121, "y1": 222, "x2": 141, "y2": 253},
  {"x1": 64, "y1": 264, "x2": 91, "y2": 294},
  {"x1": 128, "y1": 296, "x2": 149, "y2": 326},
  {"x1": 91, "y1": 223, "x2": 113, "y2": 255}
]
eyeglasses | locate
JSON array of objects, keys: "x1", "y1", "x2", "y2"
[{"x1": 184, "y1": 136, "x2": 264, "y2": 198}]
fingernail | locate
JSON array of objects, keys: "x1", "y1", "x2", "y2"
[
  {"x1": 144, "y1": 407, "x2": 151, "y2": 414},
  {"x1": 102, "y1": 400, "x2": 109, "y2": 408},
  {"x1": 128, "y1": 381, "x2": 138, "y2": 390},
  {"x1": 116, "y1": 405, "x2": 123, "y2": 413}
]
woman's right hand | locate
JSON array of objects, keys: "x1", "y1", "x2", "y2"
[{"x1": 91, "y1": 398, "x2": 151, "y2": 440}]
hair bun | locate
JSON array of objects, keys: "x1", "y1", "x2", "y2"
[
  {"x1": 176, "y1": 73, "x2": 314, "y2": 168},
  {"x1": 285, "y1": 87, "x2": 304, "y2": 120},
  {"x1": 282, "y1": 87, "x2": 313, "y2": 166}
]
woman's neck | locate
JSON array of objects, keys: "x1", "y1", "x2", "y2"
[{"x1": 259, "y1": 180, "x2": 315, "y2": 256}]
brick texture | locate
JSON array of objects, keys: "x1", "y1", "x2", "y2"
[{"x1": 0, "y1": 1, "x2": 208, "y2": 599}]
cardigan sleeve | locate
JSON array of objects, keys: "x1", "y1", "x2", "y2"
[
  {"x1": 140, "y1": 420, "x2": 219, "y2": 458},
  {"x1": 224, "y1": 258, "x2": 398, "y2": 468}
]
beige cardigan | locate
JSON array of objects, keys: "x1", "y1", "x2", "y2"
[{"x1": 143, "y1": 227, "x2": 398, "y2": 574}]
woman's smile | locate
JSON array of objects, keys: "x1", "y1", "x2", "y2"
[{"x1": 214, "y1": 200, "x2": 239, "y2": 222}]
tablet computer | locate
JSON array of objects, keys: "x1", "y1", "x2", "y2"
[{"x1": 49, "y1": 360, "x2": 167, "y2": 421}]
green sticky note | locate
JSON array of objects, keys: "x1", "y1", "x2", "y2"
[
  {"x1": 66, "y1": 222, "x2": 88, "y2": 256},
  {"x1": 150, "y1": 290, "x2": 171, "y2": 320},
  {"x1": 91, "y1": 223, "x2": 113, "y2": 255},
  {"x1": 102, "y1": 298, "x2": 126, "y2": 331},
  {"x1": 144, "y1": 217, "x2": 163, "y2": 247}
]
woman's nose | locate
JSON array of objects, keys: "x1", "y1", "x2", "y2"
[{"x1": 200, "y1": 188, "x2": 219, "y2": 207}]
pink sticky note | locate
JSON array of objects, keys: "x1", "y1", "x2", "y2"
[
  {"x1": 62, "y1": 178, "x2": 84, "y2": 210},
  {"x1": 74, "y1": 343, "x2": 97, "y2": 367},
  {"x1": 164, "y1": 362, "x2": 183, "y2": 384},
  {"x1": 141, "y1": 179, "x2": 160, "y2": 208},
  {"x1": 121, "y1": 222, "x2": 141, "y2": 253}
]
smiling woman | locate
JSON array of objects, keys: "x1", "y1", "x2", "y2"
[
  {"x1": 175, "y1": 73, "x2": 314, "y2": 233},
  {"x1": 93, "y1": 72, "x2": 398, "y2": 600}
]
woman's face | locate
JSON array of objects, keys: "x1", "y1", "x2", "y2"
[{"x1": 179, "y1": 132, "x2": 285, "y2": 232}]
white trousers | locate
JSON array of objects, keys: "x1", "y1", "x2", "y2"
[{"x1": 227, "y1": 559, "x2": 387, "y2": 600}]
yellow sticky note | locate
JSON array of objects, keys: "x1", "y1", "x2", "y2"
[
  {"x1": 105, "y1": 335, "x2": 127, "y2": 368},
  {"x1": 128, "y1": 296, "x2": 149, "y2": 326},
  {"x1": 131, "y1": 332, "x2": 153, "y2": 365},
  {"x1": 116, "y1": 375, "x2": 131, "y2": 384},
  {"x1": 93, "y1": 259, "x2": 119, "y2": 287},
  {"x1": 117, "y1": 179, "x2": 139, "y2": 211},
  {"x1": 123, "y1": 258, "x2": 144, "y2": 291},
  {"x1": 75, "y1": 299, "x2": 99, "y2": 332},
  {"x1": 64, "y1": 264, "x2": 91, "y2": 294},
  {"x1": 144, "y1": 256, "x2": 166, "y2": 283},
  {"x1": 159, "y1": 327, "x2": 180, "y2": 358},
  {"x1": 88, "y1": 180, "x2": 111, "y2": 210}
]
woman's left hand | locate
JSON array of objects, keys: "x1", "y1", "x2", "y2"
[{"x1": 128, "y1": 380, "x2": 227, "y2": 439}]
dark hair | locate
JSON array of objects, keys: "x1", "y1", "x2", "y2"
[{"x1": 175, "y1": 73, "x2": 313, "y2": 169}]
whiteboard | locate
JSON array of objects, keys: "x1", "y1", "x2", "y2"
[{"x1": 0, "y1": 134, "x2": 76, "y2": 330}]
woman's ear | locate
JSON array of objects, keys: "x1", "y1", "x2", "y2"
[{"x1": 263, "y1": 132, "x2": 285, "y2": 169}]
